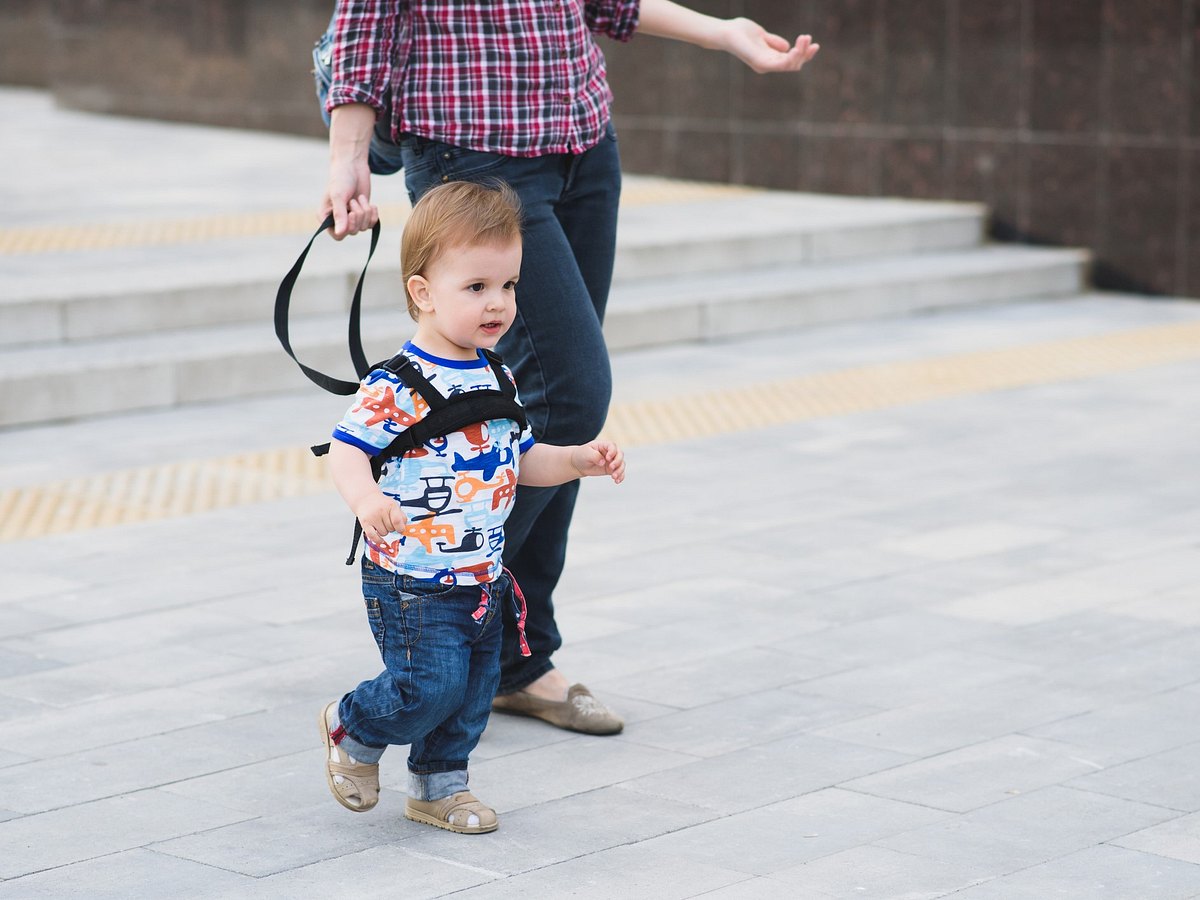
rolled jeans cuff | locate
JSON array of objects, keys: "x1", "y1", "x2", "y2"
[
  {"x1": 408, "y1": 769, "x2": 469, "y2": 802},
  {"x1": 336, "y1": 730, "x2": 385, "y2": 765}
]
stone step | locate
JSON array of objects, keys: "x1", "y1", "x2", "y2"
[
  {"x1": 0, "y1": 193, "x2": 984, "y2": 349},
  {"x1": 0, "y1": 243, "x2": 1087, "y2": 428},
  {"x1": 605, "y1": 244, "x2": 1090, "y2": 349}
]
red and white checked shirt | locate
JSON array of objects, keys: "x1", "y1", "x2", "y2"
[{"x1": 326, "y1": 0, "x2": 640, "y2": 156}]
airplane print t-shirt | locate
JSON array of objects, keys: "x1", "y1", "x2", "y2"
[{"x1": 332, "y1": 342, "x2": 535, "y2": 585}]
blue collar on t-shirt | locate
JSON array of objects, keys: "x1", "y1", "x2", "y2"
[{"x1": 403, "y1": 342, "x2": 489, "y2": 369}]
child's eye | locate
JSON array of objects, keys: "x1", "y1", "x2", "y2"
[
  {"x1": 467, "y1": 283, "x2": 485, "y2": 293},
  {"x1": 503, "y1": 280, "x2": 517, "y2": 291}
]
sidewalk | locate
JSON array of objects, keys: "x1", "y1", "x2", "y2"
[{"x1": 3, "y1": 87, "x2": 1200, "y2": 898}]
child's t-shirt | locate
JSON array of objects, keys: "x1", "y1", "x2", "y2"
[{"x1": 332, "y1": 342, "x2": 535, "y2": 585}]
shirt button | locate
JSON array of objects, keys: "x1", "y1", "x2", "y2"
[
  {"x1": 442, "y1": 152, "x2": 451, "y2": 160},
  {"x1": 441, "y1": 175, "x2": 450, "y2": 183}
]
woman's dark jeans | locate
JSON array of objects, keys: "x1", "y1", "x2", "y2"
[
  {"x1": 398, "y1": 131, "x2": 621, "y2": 693},
  {"x1": 314, "y1": 31, "x2": 621, "y2": 693}
]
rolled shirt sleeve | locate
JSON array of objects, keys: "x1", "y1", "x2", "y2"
[
  {"x1": 326, "y1": 0, "x2": 402, "y2": 114},
  {"x1": 584, "y1": 0, "x2": 640, "y2": 41}
]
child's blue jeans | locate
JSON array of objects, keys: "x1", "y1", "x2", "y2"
[{"x1": 335, "y1": 559, "x2": 508, "y2": 801}]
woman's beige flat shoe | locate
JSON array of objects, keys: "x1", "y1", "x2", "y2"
[{"x1": 492, "y1": 683, "x2": 623, "y2": 735}]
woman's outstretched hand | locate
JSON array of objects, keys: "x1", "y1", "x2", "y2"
[{"x1": 721, "y1": 19, "x2": 819, "y2": 74}]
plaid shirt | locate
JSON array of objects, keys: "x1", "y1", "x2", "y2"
[{"x1": 326, "y1": 1, "x2": 640, "y2": 157}]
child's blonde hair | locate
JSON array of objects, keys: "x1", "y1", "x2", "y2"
[{"x1": 401, "y1": 180, "x2": 523, "y2": 320}]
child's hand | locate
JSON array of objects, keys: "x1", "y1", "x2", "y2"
[
  {"x1": 572, "y1": 440, "x2": 626, "y2": 484},
  {"x1": 355, "y1": 493, "x2": 407, "y2": 542}
]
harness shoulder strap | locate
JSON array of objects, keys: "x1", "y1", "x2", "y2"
[
  {"x1": 274, "y1": 213, "x2": 381, "y2": 396},
  {"x1": 326, "y1": 350, "x2": 529, "y2": 566},
  {"x1": 382, "y1": 352, "x2": 450, "y2": 412},
  {"x1": 373, "y1": 352, "x2": 527, "y2": 464},
  {"x1": 481, "y1": 348, "x2": 517, "y2": 400}
]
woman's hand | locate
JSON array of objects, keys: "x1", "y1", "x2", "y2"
[
  {"x1": 719, "y1": 19, "x2": 820, "y2": 74},
  {"x1": 320, "y1": 103, "x2": 380, "y2": 240}
]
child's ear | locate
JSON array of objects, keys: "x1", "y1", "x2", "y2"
[{"x1": 407, "y1": 274, "x2": 433, "y2": 313}]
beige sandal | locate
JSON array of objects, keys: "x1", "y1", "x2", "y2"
[
  {"x1": 318, "y1": 701, "x2": 380, "y2": 813},
  {"x1": 405, "y1": 791, "x2": 498, "y2": 834}
]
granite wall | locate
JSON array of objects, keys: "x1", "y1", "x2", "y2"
[
  {"x1": 606, "y1": 0, "x2": 1199, "y2": 296},
  {"x1": 4, "y1": 0, "x2": 1196, "y2": 296},
  {"x1": 1, "y1": 0, "x2": 333, "y2": 135}
]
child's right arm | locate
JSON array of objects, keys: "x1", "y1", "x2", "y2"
[{"x1": 328, "y1": 440, "x2": 407, "y2": 540}]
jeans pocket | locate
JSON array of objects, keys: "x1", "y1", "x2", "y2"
[
  {"x1": 400, "y1": 136, "x2": 440, "y2": 179},
  {"x1": 441, "y1": 145, "x2": 509, "y2": 180},
  {"x1": 413, "y1": 138, "x2": 510, "y2": 182},
  {"x1": 361, "y1": 557, "x2": 392, "y2": 586}
]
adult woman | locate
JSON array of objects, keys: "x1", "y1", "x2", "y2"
[{"x1": 319, "y1": 0, "x2": 818, "y2": 733}]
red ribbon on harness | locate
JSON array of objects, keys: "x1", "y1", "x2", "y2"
[{"x1": 505, "y1": 568, "x2": 532, "y2": 658}]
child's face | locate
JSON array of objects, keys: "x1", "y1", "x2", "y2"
[{"x1": 407, "y1": 239, "x2": 522, "y2": 360}]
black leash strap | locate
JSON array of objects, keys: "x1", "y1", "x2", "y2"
[{"x1": 274, "y1": 214, "x2": 381, "y2": 395}]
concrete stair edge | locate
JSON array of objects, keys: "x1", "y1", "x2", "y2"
[
  {"x1": 0, "y1": 210, "x2": 986, "y2": 348},
  {"x1": 0, "y1": 246, "x2": 1088, "y2": 429}
]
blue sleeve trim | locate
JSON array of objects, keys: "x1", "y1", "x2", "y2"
[
  {"x1": 519, "y1": 436, "x2": 536, "y2": 454},
  {"x1": 332, "y1": 430, "x2": 382, "y2": 457}
]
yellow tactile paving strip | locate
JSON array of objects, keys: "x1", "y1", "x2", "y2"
[
  {"x1": 0, "y1": 181, "x2": 755, "y2": 255},
  {"x1": 3, "y1": 318, "x2": 1199, "y2": 541},
  {"x1": 600, "y1": 319, "x2": 1200, "y2": 446}
]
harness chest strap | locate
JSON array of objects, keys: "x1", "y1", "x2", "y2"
[
  {"x1": 315, "y1": 349, "x2": 528, "y2": 565},
  {"x1": 272, "y1": 216, "x2": 528, "y2": 571}
]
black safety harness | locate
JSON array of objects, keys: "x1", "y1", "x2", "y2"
[{"x1": 274, "y1": 215, "x2": 527, "y2": 564}]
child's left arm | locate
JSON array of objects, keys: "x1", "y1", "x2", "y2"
[{"x1": 518, "y1": 440, "x2": 626, "y2": 487}]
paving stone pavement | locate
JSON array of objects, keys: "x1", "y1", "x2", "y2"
[
  {"x1": 2, "y1": 292, "x2": 1200, "y2": 898},
  {"x1": 4, "y1": 83, "x2": 1200, "y2": 900}
]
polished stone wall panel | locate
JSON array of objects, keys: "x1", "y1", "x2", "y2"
[
  {"x1": 47, "y1": 0, "x2": 332, "y2": 136},
  {"x1": 947, "y1": 139, "x2": 1026, "y2": 241},
  {"x1": 736, "y1": 131, "x2": 804, "y2": 190},
  {"x1": 954, "y1": 0, "x2": 1024, "y2": 130},
  {"x1": 804, "y1": 135, "x2": 883, "y2": 197},
  {"x1": 0, "y1": 1, "x2": 53, "y2": 87},
  {"x1": 1026, "y1": 143, "x2": 1103, "y2": 252},
  {"x1": 1105, "y1": 0, "x2": 1185, "y2": 138},
  {"x1": 666, "y1": 41, "x2": 736, "y2": 121},
  {"x1": 881, "y1": 0, "x2": 947, "y2": 127},
  {"x1": 805, "y1": 0, "x2": 884, "y2": 125},
  {"x1": 739, "y1": 0, "x2": 813, "y2": 122},
  {"x1": 1030, "y1": 0, "x2": 1103, "y2": 134},
  {"x1": 609, "y1": 123, "x2": 667, "y2": 176},
  {"x1": 8, "y1": 0, "x2": 1200, "y2": 296},
  {"x1": 667, "y1": 127, "x2": 734, "y2": 184},
  {"x1": 604, "y1": 31, "x2": 664, "y2": 118},
  {"x1": 881, "y1": 138, "x2": 946, "y2": 200},
  {"x1": 1184, "y1": 150, "x2": 1200, "y2": 296},
  {"x1": 1097, "y1": 146, "x2": 1183, "y2": 293},
  {"x1": 1191, "y1": 1, "x2": 1200, "y2": 138}
]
